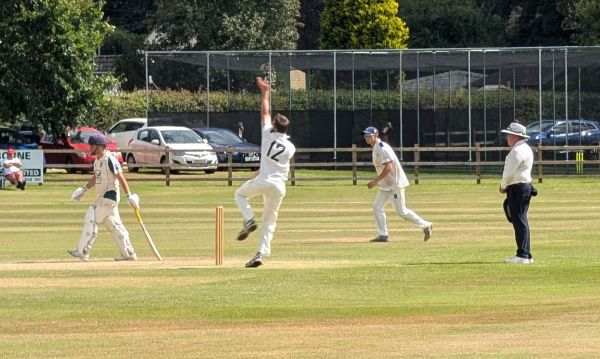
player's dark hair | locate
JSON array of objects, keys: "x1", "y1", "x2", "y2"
[{"x1": 272, "y1": 113, "x2": 290, "y2": 134}]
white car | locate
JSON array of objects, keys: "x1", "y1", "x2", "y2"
[
  {"x1": 126, "y1": 126, "x2": 218, "y2": 174},
  {"x1": 106, "y1": 118, "x2": 148, "y2": 156}
]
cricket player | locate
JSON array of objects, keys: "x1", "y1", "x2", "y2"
[
  {"x1": 499, "y1": 122, "x2": 534, "y2": 264},
  {"x1": 362, "y1": 126, "x2": 433, "y2": 242},
  {"x1": 67, "y1": 133, "x2": 140, "y2": 261},
  {"x1": 234, "y1": 77, "x2": 296, "y2": 268}
]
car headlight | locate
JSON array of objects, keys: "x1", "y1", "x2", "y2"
[{"x1": 76, "y1": 151, "x2": 87, "y2": 158}]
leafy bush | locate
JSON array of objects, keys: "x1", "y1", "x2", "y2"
[{"x1": 89, "y1": 88, "x2": 600, "y2": 130}]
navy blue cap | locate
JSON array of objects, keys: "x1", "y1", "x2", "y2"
[
  {"x1": 361, "y1": 126, "x2": 379, "y2": 136},
  {"x1": 88, "y1": 133, "x2": 108, "y2": 146}
]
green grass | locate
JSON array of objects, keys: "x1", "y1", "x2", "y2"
[{"x1": 1, "y1": 171, "x2": 600, "y2": 358}]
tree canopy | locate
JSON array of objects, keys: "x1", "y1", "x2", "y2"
[
  {"x1": 320, "y1": 0, "x2": 409, "y2": 49},
  {"x1": 0, "y1": 0, "x2": 113, "y2": 132},
  {"x1": 399, "y1": 0, "x2": 506, "y2": 48},
  {"x1": 151, "y1": 0, "x2": 301, "y2": 50}
]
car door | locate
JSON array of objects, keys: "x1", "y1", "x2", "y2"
[
  {"x1": 133, "y1": 129, "x2": 151, "y2": 164},
  {"x1": 147, "y1": 129, "x2": 162, "y2": 165},
  {"x1": 567, "y1": 122, "x2": 582, "y2": 146},
  {"x1": 549, "y1": 122, "x2": 568, "y2": 146}
]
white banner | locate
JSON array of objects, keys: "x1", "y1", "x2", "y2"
[{"x1": 1, "y1": 149, "x2": 44, "y2": 184}]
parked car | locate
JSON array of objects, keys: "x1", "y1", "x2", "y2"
[
  {"x1": 106, "y1": 118, "x2": 148, "y2": 156},
  {"x1": 39, "y1": 127, "x2": 123, "y2": 173},
  {"x1": 192, "y1": 127, "x2": 260, "y2": 168},
  {"x1": 526, "y1": 119, "x2": 600, "y2": 159},
  {"x1": 0, "y1": 127, "x2": 38, "y2": 150},
  {"x1": 126, "y1": 126, "x2": 218, "y2": 174}
]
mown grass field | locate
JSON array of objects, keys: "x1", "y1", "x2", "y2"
[{"x1": 1, "y1": 170, "x2": 599, "y2": 358}]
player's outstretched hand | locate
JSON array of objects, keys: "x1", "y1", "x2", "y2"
[
  {"x1": 71, "y1": 187, "x2": 87, "y2": 202},
  {"x1": 127, "y1": 192, "x2": 140, "y2": 210},
  {"x1": 256, "y1": 77, "x2": 270, "y2": 92}
]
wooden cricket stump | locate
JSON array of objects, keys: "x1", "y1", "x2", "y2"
[{"x1": 215, "y1": 206, "x2": 224, "y2": 266}]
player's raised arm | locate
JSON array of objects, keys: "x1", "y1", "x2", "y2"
[{"x1": 256, "y1": 77, "x2": 271, "y2": 127}]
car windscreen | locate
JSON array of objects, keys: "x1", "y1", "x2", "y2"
[
  {"x1": 70, "y1": 130, "x2": 102, "y2": 144},
  {"x1": 526, "y1": 122, "x2": 554, "y2": 133},
  {"x1": 160, "y1": 130, "x2": 204, "y2": 144},
  {"x1": 203, "y1": 130, "x2": 243, "y2": 143}
]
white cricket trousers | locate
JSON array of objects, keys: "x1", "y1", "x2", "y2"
[
  {"x1": 78, "y1": 198, "x2": 136, "y2": 258},
  {"x1": 374, "y1": 187, "x2": 430, "y2": 236},
  {"x1": 234, "y1": 177, "x2": 286, "y2": 256}
]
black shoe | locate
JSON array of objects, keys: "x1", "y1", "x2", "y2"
[
  {"x1": 16, "y1": 181, "x2": 22, "y2": 190},
  {"x1": 20, "y1": 181, "x2": 26, "y2": 191},
  {"x1": 237, "y1": 219, "x2": 257, "y2": 241},
  {"x1": 245, "y1": 252, "x2": 263, "y2": 268},
  {"x1": 369, "y1": 235, "x2": 389, "y2": 242}
]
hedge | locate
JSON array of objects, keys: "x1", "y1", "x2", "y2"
[{"x1": 89, "y1": 88, "x2": 600, "y2": 130}]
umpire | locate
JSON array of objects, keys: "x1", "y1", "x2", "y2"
[{"x1": 499, "y1": 122, "x2": 535, "y2": 264}]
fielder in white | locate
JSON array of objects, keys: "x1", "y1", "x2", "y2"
[
  {"x1": 67, "y1": 133, "x2": 140, "y2": 261},
  {"x1": 362, "y1": 126, "x2": 433, "y2": 242},
  {"x1": 234, "y1": 77, "x2": 296, "y2": 268}
]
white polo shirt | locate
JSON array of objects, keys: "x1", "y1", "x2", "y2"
[
  {"x1": 501, "y1": 139, "x2": 533, "y2": 189},
  {"x1": 258, "y1": 124, "x2": 296, "y2": 182},
  {"x1": 372, "y1": 139, "x2": 409, "y2": 191}
]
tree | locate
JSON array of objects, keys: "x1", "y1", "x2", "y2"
[
  {"x1": 298, "y1": 0, "x2": 324, "y2": 50},
  {"x1": 320, "y1": 0, "x2": 409, "y2": 49},
  {"x1": 562, "y1": 0, "x2": 600, "y2": 45},
  {"x1": 477, "y1": 0, "x2": 573, "y2": 46},
  {"x1": 399, "y1": 0, "x2": 506, "y2": 48},
  {"x1": 103, "y1": 0, "x2": 156, "y2": 35},
  {"x1": 0, "y1": 0, "x2": 113, "y2": 132},
  {"x1": 151, "y1": 0, "x2": 301, "y2": 50}
]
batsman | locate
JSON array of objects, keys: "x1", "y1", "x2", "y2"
[{"x1": 67, "y1": 133, "x2": 140, "y2": 261}]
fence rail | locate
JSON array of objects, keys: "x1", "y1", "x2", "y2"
[{"x1": 41, "y1": 144, "x2": 600, "y2": 186}]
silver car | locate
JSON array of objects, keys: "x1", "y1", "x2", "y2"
[{"x1": 126, "y1": 126, "x2": 218, "y2": 174}]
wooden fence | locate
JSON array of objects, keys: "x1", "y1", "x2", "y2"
[{"x1": 41, "y1": 144, "x2": 600, "y2": 186}]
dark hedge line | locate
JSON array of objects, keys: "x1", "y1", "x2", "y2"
[{"x1": 90, "y1": 89, "x2": 600, "y2": 130}]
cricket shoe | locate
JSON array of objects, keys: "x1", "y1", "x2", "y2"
[
  {"x1": 114, "y1": 254, "x2": 138, "y2": 261},
  {"x1": 67, "y1": 249, "x2": 89, "y2": 262},
  {"x1": 504, "y1": 256, "x2": 533, "y2": 264},
  {"x1": 423, "y1": 224, "x2": 433, "y2": 242},
  {"x1": 245, "y1": 252, "x2": 263, "y2": 268},
  {"x1": 369, "y1": 235, "x2": 389, "y2": 242},
  {"x1": 236, "y1": 218, "x2": 257, "y2": 241}
]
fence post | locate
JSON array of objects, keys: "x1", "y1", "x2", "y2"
[
  {"x1": 537, "y1": 143, "x2": 543, "y2": 183},
  {"x1": 351, "y1": 144, "x2": 357, "y2": 185},
  {"x1": 290, "y1": 156, "x2": 296, "y2": 186},
  {"x1": 165, "y1": 147, "x2": 170, "y2": 187},
  {"x1": 414, "y1": 144, "x2": 420, "y2": 185},
  {"x1": 475, "y1": 144, "x2": 481, "y2": 184},
  {"x1": 227, "y1": 146, "x2": 233, "y2": 186}
]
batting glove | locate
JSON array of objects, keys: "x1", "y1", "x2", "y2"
[
  {"x1": 71, "y1": 187, "x2": 87, "y2": 202},
  {"x1": 126, "y1": 192, "x2": 140, "y2": 210}
]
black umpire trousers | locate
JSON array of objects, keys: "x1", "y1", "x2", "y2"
[{"x1": 507, "y1": 183, "x2": 533, "y2": 259}]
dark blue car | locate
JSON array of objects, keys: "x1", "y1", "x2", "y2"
[
  {"x1": 192, "y1": 127, "x2": 260, "y2": 168},
  {"x1": 0, "y1": 127, "x2": 38, "y2": 150},
  {"x1": 526, "y1": 119, "x2": 600, "y2": 159}
]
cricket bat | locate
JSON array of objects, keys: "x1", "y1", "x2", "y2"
[{"x1": 133, "y1": 207, "x2": 163, "y2": 261}]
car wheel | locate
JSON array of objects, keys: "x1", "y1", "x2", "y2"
[
  {"x1": 204, "y1": 169, "x2": 216, "y2": 174},
  {"x1": 65, "y1": 157, "x2": 76, "y2": 174},
  {"x1": 127, "y1": 154, "x2": 139, "y2": 173}
]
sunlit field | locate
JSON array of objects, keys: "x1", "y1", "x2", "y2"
[{"x1": 1, "y1": 171, "x2": 599, "y2": 358}]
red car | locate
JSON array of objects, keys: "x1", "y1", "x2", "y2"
[{"x1": 40, "y1": 127, "x2": 123, "y2": 173}]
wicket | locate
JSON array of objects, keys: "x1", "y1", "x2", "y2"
[{"x1": 215, "y1": 206, "x2": 224, "y2": 265}]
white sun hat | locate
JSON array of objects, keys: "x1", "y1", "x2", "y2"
[{"x1": 501, "y1": 122, "x2": 529, "y2": 139}]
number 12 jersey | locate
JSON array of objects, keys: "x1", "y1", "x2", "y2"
[{"x1": 259, "y1": 123, "x2": 296, "y2": 182}]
